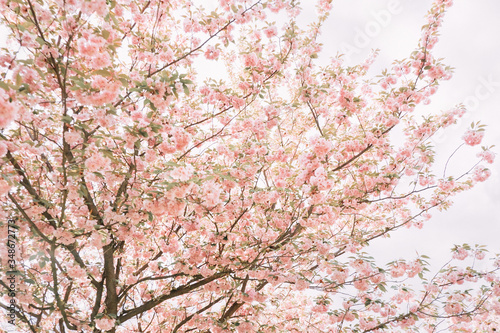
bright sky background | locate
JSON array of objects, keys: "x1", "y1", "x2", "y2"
[
  {"x1": 312, "y1": 0, "x2": 500, "y2": 267},
  {"x1": 0, "y1": 0, "x2": 498, "y2": 271}
]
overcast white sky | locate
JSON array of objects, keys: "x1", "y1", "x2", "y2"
[
  {"x1": 313, "y1": 0, "x2": 500, "y2": 267},
  {"x1": 0, "y1": 0, "x2": 498, "y2": 270}
]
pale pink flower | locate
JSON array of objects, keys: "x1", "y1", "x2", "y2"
[
  {"x1": 94, "y1": 317, "x2": 115, "y2": 331},
  {"x1": 462, "y1": 129, "x2": 484, "y2": 146},
  {"x1": 231, "y1": 96, "x2": 245, "y2": 109},
  {"x1": 311, "y1": 136, "x2": 332, "y2": 158},
  {"x1": 406, "y1": 260, "x2": 423, "y2": 278},
  {"x1": 353, "y1": 279, "x2": 369, "y2": 291},
  {"x1": 243, "y1": 53, "x2": 258, "y2": 67},
  {"x1": 158, "y1": 141, "x2": 176, "y2": 154},
  {"x1": 81, "y1": 0, "x2": 108, "y2": 17},
  {"x1": 0, "y1": 179, "x2": 11, "y2": 196},
  {"x1": 0, "y1": 142, "x2": 7, "y2": 157},
  {"x1": 477, "y1": 150, "x2": 495, "y2": 164},
  {"x1": 0, "y1": 54, "x2": 13, "y2": 68},
  {"x1": 172, "y1": 127, "x2": 191, "y2": 151},
  {"x1": 91, "y1": 52, "x2": 112, "y2": 69},
  {"x1": 205, "y1": 45, "x2": 220, "y2": 60},
  {"x1": 331, "y1": 268, "x2": 348, "y2": 284},
  {"x1": 344, "y1": 312, "x2": 356, "y2": 322},
  {"x1": 85, "y1": 153, "x2": 110, "y2": 173},
  {"x1": 264, "y1": 26, "x2": 278, "y2": 38},
  {"x1": 170, "y1": 165, "x2": 194, "y2": 182},
  {"x1": 312, "y1": 304, "x2": 328, "y2": 313},
  {"x1": 203, "y1": 182, "x2": 222, "y2": 206},
  {"x1": 453, "y1": 247, "x2": 468, "y2": 260},
  {"x1": 0, "y1": 93, "x2": 18, "y2": 128},
  {"x1": 392, "y1": 288, "x2": 413, "y2": 304},
  {"x1": 200, "y1": 266, "x2": 215, "y2": 277},
  {"x1": 475, "y1": 251, "x2": 486, "y2": 260},
  {"x1": 437, "y1": 179, "x2": 455, "y2": 192},
  {"x1": 444, "y1": 302, "x2": 463, "y2": 315},
  {"x1": 472, "y1": 166, "x2": 491, "y2": 182},
  {"x1": 54, "y1": 229, "x2": 74, "y2": 245},
  {"x1": 64, "y1": 131, "x2": 81, "y2": 146},
  {"x1": 390, "y1": 262, "x2": 407, "y2": 278},
  {"x1": 91, "y1": 75, "x2": 108, "y2": 89},
  {"x1": 418, "y1": 175, "x2": 434, "y2": 187},
  {"x1": 236, "y1": 322, "x2": 253, "y2": 333},
  {"x1": 294, "y1": 279, "x2": 309, "y2": 291},
  {"x1": 370, "y1": 273, "x2": 385, "y2": 284},
  {"x1": 67, "y1": 265, "x2": 87, "y2": 279}
]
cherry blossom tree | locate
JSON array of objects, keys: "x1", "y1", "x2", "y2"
[{"x1": 0, "y1": 0, "x2": 498, "y2": 332}]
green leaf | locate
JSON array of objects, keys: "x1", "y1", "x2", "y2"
[
  {"x1": 93, "y1": 69, "x2": 111, "y2": 77},
  {"x1": 61, "y1": 115, "x2": 73, "y2": 124},
  {"x1": 110, "y1": 12, "x2": 120, "y2": 26},
  {"x1": 100, "y1": 149, "x2": 114, "y2": 158},
  {"x1": 150, "y1": 123, "x2": 161, "y2": 133},
  {"x1": 137, "y1": 128, "x2": 148, "y2": 137},
  {"x1": 0, "y1": 81, "x2": 10, "y2": 90},
  {"x1": 93, "y1": 171, "x2": 104, "y2": 179},
  {"x1": 101, "y1": 30, "x2": 110, "y2": 40},
  {"x1": 118, "y1": 77, "x2": 129, "y2": 87}
]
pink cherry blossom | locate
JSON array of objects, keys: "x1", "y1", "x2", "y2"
[
  {"x1": 0, "y1": 179, "x2": 11, "y2": 196},
  {"x1": 0, "y1": 141, "x2": 7, "y2": 157},
  {"x1": 94, "y1": 317, "x2": 115, "y2": 331},
  {"x1": 462, "y1": 129, "x2": 484, "y2": 146},
  {"x1": 477, "y1": 150, "x2": 495, "y2": 164},
  {"x1": 0, "y1": 91, "x2": 18, "y2": 128},
  {"x1": 472, "y1": 166, "x2": 491, "y2": 182},
  {"x1": 205, "y1": 45, "x2": 220, "y2": 60},
  {"x1": 170, "y1": 165, "x2": 194, "y2": 182},
  {"x1": 85, "y1": 153, "x2": 110, "y2": 173},
  {"x1": 264, "y1": 26, "x2": 278, "y2": 38},
  {"x1": 453, "y1": 246, "x2": 469, "y2": 260},
  {"x1": 64, "y1": 131, "x2": 82, "y2": 146}
]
